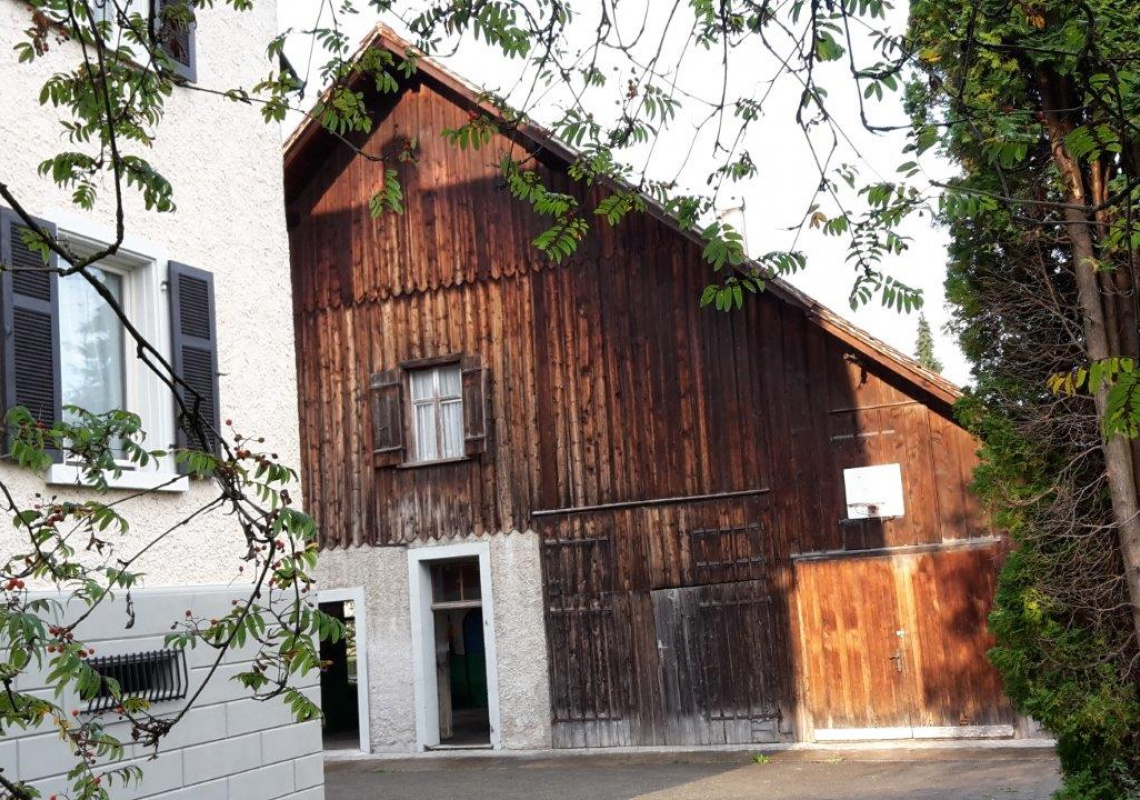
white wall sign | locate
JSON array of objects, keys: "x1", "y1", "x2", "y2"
[{"x1": 843, "y1": 463, "x2": 905, "y2": 519}]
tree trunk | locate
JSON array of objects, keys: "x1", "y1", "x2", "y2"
[
  {"x1": 1044, "y1": 103, "x2": 1140, "y2": 645},
  {"x1": 1066, "y1": 205, "x2": 1140, "y2": 644}
]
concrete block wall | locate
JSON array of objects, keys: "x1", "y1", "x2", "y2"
[{"x1": 1, "y1": 587, "x2": 323, "y2": 800}]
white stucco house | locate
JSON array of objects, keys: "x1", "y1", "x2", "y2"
[{"x1": 0, "y1": 2, "x2": 322, "y2": 798}]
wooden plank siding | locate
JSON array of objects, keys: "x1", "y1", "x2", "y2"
[
  {"x1": 287, "y1": 61, "x2": 1007, "y2": 746},
  {"x1": 796, "y1": 543, "x2": 1014, "y2": 736}
]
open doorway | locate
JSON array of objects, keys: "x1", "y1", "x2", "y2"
[
  {"x1": 409, "y1": 542, "x2": 501, "y2": 750},
  {"x1": 430, "y1": 559, "x2": 491, "y2": 747},
  {"x1": 318, "y1": 587, "x2": 370, "y2": 753}
]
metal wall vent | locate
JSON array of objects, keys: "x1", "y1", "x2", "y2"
[{"x1": 85, "y1": 649, "x2": 188, "y2": 712}]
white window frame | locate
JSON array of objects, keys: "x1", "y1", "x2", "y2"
[
  {"x1": 408, "y1": 364, "x2": 464, "y2": 464},
  {"x1": 43, "y1": 212, "x2": 187, "y2": 493}
]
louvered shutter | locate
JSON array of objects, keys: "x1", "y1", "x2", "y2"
[
  {"x1": 370, "y1": 367, "x2": 404, "y2": 467},
  {"x1": 0, "y1": 208, "x2": 63, "y2": 462},
  {"x1": 460, "y1": 354, "x2": 489, "y2": 456},
  {"x1": 169, "y1": 262, "x2": 220, "y2": 468},
  {"x1": 154, "y1": 0, "x2": 197, "y2": 82}
]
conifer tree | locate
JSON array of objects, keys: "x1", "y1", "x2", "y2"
[{"x1": 914, "y1": 314, "x2": 943, "y2": 374}]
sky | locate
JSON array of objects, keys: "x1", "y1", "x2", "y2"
[{"x1": 278, "y1": 1, "x2": 970, "y2": 386}]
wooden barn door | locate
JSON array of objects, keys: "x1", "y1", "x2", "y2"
[
  {"x1": 651, "y1": 580, "x2": 783, "y2": 745},
  {"x1": 796, "y1": 544, "x2": 1014, "y2": 741},
  {"x1": 796, "y1": 555, "x2": 915, "y2": 738},
  {"x1": 900, "y1": 546, "x2": 1015, "y2": 734}
]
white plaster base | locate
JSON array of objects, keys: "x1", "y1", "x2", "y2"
[{"x1": 316, "y1": 532, "x2": 551, "y2": 753}]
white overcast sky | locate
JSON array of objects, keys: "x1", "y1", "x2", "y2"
[{"x1": 278, "y1": 2, "x2": 969, "y2": 385}]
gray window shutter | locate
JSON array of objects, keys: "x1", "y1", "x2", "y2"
[
  {"x1": 370, "y1": 367, "x2": 404, "y2": 467},
  {"x1": 154, "y1": 0, "x2": 197, "y2": 82},
  {"x1": 461, "y1": 354, "x2": 489, "y2": 456},
  {"x1": 169, "y1": 262, "x2": 220, "y2": 467},
  {"x1": 0, "y1": 208, "x2": 62, "y2": 462}
]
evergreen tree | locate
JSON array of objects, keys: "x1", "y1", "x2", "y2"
[
  {"x1": 914, "y1": 314, "x2": 943, "y2": 374},
  {"x1": 909, "y1": 2, "x2": 1140, "y2": 794}
]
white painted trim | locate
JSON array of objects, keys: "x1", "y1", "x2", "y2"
[
  {"x1": 912, "y1": 725, "x2": 1016, "y2": 740},
  {"x1": 813, "y1": 727, "x2": 915, "y2": 742},
  {"x1": 319, "y1": 586, "x2": 372, "y2": 754},
  {"x1": 814, "y1": 724, "x2": 1016, "y2": 742},
  {"x1": 46, "y1": 463, "x2": 188, "y2": 493},
  {"x1": 407, "y1": 542, "x2": 501, "y2": 751}
]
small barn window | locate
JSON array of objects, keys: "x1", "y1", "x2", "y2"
[
  {"x1": 409, "y1": 364, "x2": 464, "y2": 463},
  {"x1": 843, "y1": 463, "x2": 905, "y2": 519},
  {"x1": 370, "y1": 354, "x2": 489, "y2": 468}
]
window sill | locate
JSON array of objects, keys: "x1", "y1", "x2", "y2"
[
  {"x1": 396, "y1": 456, "x2": 471, "y2": 470},
  {"x1": 46, "y1": 464, "x2": 190, "y2": 493}
]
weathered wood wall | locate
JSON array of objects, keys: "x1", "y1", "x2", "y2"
[{"x1": 286, "y1": 66, "x2": 1007, "y2": 745}]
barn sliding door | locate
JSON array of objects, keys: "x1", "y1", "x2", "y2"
[
  {"x1": 651, "y1": 580, "x2": 783, "y2": 745},
  {"x1": 900, "y1": 546, "x2": 1015, "y2": 734},
  {"x1": 796, "y1": 556, "x2": 915, "y2": 738},
  {"x1": 543, "y1": 533, "x2": 791, "y2": 748},
  {"x1": 796, "y1": 543, "x2": 1015, "y2": 741}
]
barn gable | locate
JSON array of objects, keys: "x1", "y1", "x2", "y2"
[{"x1": 286, "y1": 26, "x2": 1016, "y2": 750}]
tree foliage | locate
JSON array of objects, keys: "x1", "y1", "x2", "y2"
[
  {"x1": 908, "y1": 0, "x2": 1140, "y2": 795},
  {"x1": 945, "y1": 189, "x2": 1140, "y2": 799}
]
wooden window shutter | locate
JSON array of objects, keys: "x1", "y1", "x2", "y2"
[
  {"x1": 154, "y1": 0, "x2": 197, "y2": 82},
  {"x1": 460, "y1": 354, "x2": 489, "y2": 456},
  {"x1": 370, "y1": 367, "x2": 404, "y2": 466},
  {"x1": 169, "y1": 262, "x2": 220, "y2": 468},
  {"x1": 0, "y1": 208, "x2": 63, "y2": 462}
]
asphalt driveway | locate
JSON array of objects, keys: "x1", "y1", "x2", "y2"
[{"x1": 325, "y1": 747, "x2": 1061, "y2": 800}]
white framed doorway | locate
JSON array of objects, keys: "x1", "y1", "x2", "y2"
[
  {"x1": 318, "y1": 586, "x2": 371, "y2": 753},
  {"x1": 408, "y1": 542, "x2": 502, "y2": 751}
]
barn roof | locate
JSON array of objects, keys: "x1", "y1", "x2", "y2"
[{"x1": 283, "y1": 25, "x2": 962, "y2": 409}]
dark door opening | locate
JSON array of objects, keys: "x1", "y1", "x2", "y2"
[
  {"x1": 430, "y1": 558, "x2": 491, "y2": 747},
  {"x1": 319, "y1": 599, "x2": 360, "y2": 750}
]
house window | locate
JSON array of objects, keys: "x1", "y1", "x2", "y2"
[
  {"x1": 1, "y1": 209, "x2": 219, "y2": 491},
  {"x1": 155, "y1": 0, "x2": 198, "y2": 82},
  {"x1": 409, "y1": 365, "x2": 464, "y2": 463},
  {"x1": 86, "y1": 1, "x2": 197, "y2": 83},
  {"x1": 59, "y1": 266, "x2": 127, "y2": 429},
  {"x1": 90, "y1": 0, "x2": 117, "y2": 26}
]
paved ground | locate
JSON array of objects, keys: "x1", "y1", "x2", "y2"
[{"x1": 325, "y1": 747, "x2": 1062, "y2": 800}]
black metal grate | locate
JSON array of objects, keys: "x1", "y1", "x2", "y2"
[{"x1": 85, "y1": 649, "x2": 188, "y2": 712}]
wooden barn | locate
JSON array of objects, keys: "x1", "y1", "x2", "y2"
[{"x1": 285, "y1": 27, "x2": 1022, "y2": 753}]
